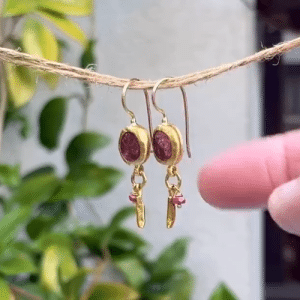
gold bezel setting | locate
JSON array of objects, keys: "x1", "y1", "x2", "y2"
[
  {"x1": 119, "y1": 123, "x2": 151, "y2": 165},
  {"x1": 153, "y1": 123, "x2": 183, "y2": 166}
]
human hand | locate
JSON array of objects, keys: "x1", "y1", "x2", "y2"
[{"x1": 198, "y1": 130, "x2": 300, "y2": 236}]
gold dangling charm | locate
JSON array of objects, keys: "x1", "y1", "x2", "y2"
[
  {"x1": 130, "y1": 165, "x2": 147, "y2": 228},
  {"x1": 151, "y1": 78, "x2": 191, "y2": 228},
  {"x1": 119, "y1": 79, "x2": 152, "y2": 228},
  {"x1": 165, "y1": 165, "x2": 184, "y2": 228}
]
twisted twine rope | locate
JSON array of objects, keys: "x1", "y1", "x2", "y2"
[{"x1": 0, "y1": 37, "x2": 300, "y2": 89}]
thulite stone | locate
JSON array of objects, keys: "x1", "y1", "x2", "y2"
[
  {"x1": 120, "y1": 132, "x2": 140, "y2": 162},
  {"x1": 129, "y1": 193, "x2": 137, "y2": 203},
  {"x1": 172, "y1": 194, "x2": 186, "y2": 205},
  {"x1": 153, "y1": 131, "x2": 172, "y2": 161}
]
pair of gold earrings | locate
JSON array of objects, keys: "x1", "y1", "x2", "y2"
[{"x1": 118, "y1": 78, "x2": 191, "y2": 229}]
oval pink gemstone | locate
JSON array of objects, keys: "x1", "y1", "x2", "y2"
[
  {"x1": 153, "y1": 131, "x2": 172, "y2": 161},
  {"x1": 120, "y1": 132, "x2": 141, "y2": 162}
]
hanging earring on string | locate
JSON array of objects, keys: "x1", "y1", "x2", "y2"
[
  {"x1": 151, "y1": 78, "x2": 191, "y2": 228},
  {"x1": 118, "y1": 79, "x2": 153, "y2": 228}
]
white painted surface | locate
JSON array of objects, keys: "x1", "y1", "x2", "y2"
[{"x1": 3, "y1": 1, "x2": 262, "y2": 299}]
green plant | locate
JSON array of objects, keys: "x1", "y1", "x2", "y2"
[{"x1": 0, "y1": 1, "x2": 240, "y2": 299}]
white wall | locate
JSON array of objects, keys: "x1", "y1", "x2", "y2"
[{"x1": 3, "y1": 1, "x2": 262, "y2": 299}]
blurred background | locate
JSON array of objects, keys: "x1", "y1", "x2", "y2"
[{"x1": 2, "y1": 0, "x2": 300, "y2": 300}]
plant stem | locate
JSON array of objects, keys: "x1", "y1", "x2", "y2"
[
  {"x1": 0, "y1": 0, "x2": 7, "y2": 154},
  {"x1": 81, "y1": 253, "x2": 110, "y2": 300},
  {"x1": 10, "y1": 284, "x2": 42, "y2": 300},
  {"x1": 0, "y1": 63, "x2": 6, "y2": 153},
  {"x1": 80, "y1": 0, "x2": 105, "y2": 226},
  {"x1": 90, "y1": 0, "x2": 96, "y2": 40}
]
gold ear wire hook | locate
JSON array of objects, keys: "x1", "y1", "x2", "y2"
[
  {"x1": 152, "y1": 78, "x2": 168, "y2": 122},
  {"x1": 151, "y1": 78, "x2": 191, "y2": 158},
  {"x1": 122, "y1": 78, "x2": 153, "y2": 139}
]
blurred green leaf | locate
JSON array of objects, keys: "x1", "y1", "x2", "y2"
[
  {"x1": 114, "y1": 255, "x2": 147, "y2": 289},
  {"x1": 42, "y1": 37, "x2": 66, "y2": 89},
  {"x1": 2, "y1": 0, "x2": 37, "y2": 16},
  {"x1": 38, "y1": 8, "x2": 87, "y2": 46},
  {"x1": 142, "y1": 270, "x2": 194, "y2": 300},
  {"x1": 62, "y1": 268, "x2": 91, "y2": 300},
  {"x1": 74, "y1": 225, "x2": 106, "y2": 256},
  {"x1": 39, "y1": 97, "x2": 67, "y2": 150},
  {"x1": 109, "y1": 207, "x2": 135, "y2": 229},
  {"x1": 14, "y1": 115, "x2": 30, "y2": 138},
  {"x1": 110, "y1": 228, "x2": 149, "y2": 255},
  {"x1": 51, "y1": 164, "x2": 122, "y2": 201},
  {"x1": 168, "y1": 270, "x2": 194, "y2": 300},
  {"x1": 87, "y1": 283, "x2": 140, "y2": 300},
  {"x1": 4, "y1": 110, "x2": 30, "y2": 139},
  {"x1": 23, "y1": 18, "x2": 59, "y2": 61},
  {"x1": 27, "y1": 201, "x2": 68, "y2": 240},
  {"x1": 0, "y1": 196, "x2": 8, "y2": 213},
  {"x1": 0, "y1": 206, "x2": 31, "y2": 246},
  {"x1": 59, "y1": 247, "x2": 78, "y2": 283},
  {"x1": 0, "y1": 164, "x2": 20, "y2": 187},
  {"x1": 41, "y1": 245, "x2": 61, "y2": 295},
  {"x1": 38, "y1": 0, "x2": 93, "y2": 16},
  {"x1": 23, "y1": 165, "x2": 55, "y2": 180},
  {"x1": 11, "y1": 173, "x2": 60, "y2": 206},
  {"x1": 37, "y1": 233, "x2": 73, "y2": 252},
  {"x1": 42, "y1": 70, "x2": 60, "y2": 90},
  {"x1": 14, "y1": 283, "x2": 46, "y2": 300},
  {"x1": 39, "y1": 200, "x2": 68, "y2": 217},
  {"x1": 151, "y1": 238, "x2": 190, "y2": 280},
  {"x1": 0, "y1": 247, "x2": 37, "y2": 275},
  {"x1": 5, "y1": 63, "x2": 36, "y2": 108},
  {"x1": 12, "y1": 240, "x2": 39, "y2": 256},
  {"x1": 209, "y1": 283, "x2": 238, "y2": 300},
  {"x1": 0, "y1": 278, "x2": 11, "y2": 300},
  {"x1": 27, "y1": 215, "x2": 56, "y2": 240},
  {"x1": 41, "y1": 237, "x2": 78, "y2": 296},
  {"x1": 100, "y1": 207, "x2": 135, "y2": 249},
  {"x1": 66, "y1": 132, "x2": 110, "y2": 167},
  {"x1": 81, "y1": 39, "x2": 96, "y2": 68}
]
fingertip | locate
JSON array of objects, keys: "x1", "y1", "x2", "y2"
[
  {"x1": 198, "y1": 129, "x2": 300, "y2": 209},
  {"x1": 198, "y1": 141, "x2": 272, "y2": 209},
  {"x1": 268, "y1": 179, "x2": 300, "y2": 235},
  {"x1": 198, "y1": 164, "x2": 225, "y2": 208}
]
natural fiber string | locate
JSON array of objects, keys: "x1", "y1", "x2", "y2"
[{"x1": 0, "y1": 37, "x2": 300, "y2": 89}]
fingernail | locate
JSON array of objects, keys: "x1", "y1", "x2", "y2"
[
  {"x1": 277, "y1": 179, "x2": 300, "y2": 200},
  {"x1": 268, "y1": 179, "x2": 300, "y2": 234}
]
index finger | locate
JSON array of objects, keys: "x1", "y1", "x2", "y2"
[{"x1": 198, "y1": 130, "x2": 300, "y2": 209}]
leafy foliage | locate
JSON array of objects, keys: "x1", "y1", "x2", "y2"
[
  {"x1": 23, "y1": 19, "x2": 59, "y2": 61},
  {"x1": 87, "y1": 283, "x2": 140, "y2": 300},
  {"x1": 2, "y1": 0, "x2": 89, "y2": 110},
  {"x1": 209, "y1": 283, "x2": 239, "y2": 300},
  {"x1": 0, "y1": 1, "x2": 240, "y2": 299},
  {"x1": 66, "y1": 132, "x2": 110, "y2": 167},
  {"x1": 5, "y1": 63, "x2": 36, "y2": 108},
  {"x1": 81, "y1": 39, "x2": 97, "y2": 69},
  {"x1": 39, "y1": 97, "x2": 68, "y2": 150},
  {"x1": 38, "y1": 8, "x2": 87, "y2": 46},
  {"x1": 4, "y1": 109, "x2": 30, "y2": 138}
]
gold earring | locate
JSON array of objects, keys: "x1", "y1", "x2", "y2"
[
  {"x1": 119, "y1": 79, "x2": 153, "y2": 228},
  {"x1": 151, "y1": 78, "x2": 191, "y2": 228}
]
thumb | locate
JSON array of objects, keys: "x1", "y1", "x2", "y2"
[{"x1": 268, "y1": 178, "x2": 300, "y2": 235}]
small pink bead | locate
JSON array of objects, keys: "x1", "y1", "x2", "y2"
[
  {"x1": 172, "y1": 194, "x2": 186, "y2": 205},
  {"x1": 129, "y1": 193, "x2": 137, "y2": 203}
]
